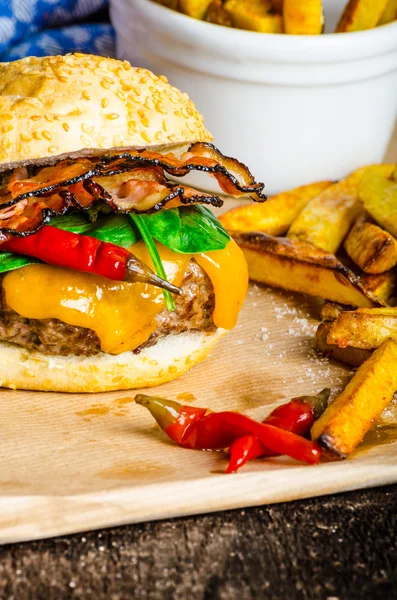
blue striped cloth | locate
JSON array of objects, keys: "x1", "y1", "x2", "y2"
[{"x1": 0, "y1": 0, "x2": 115, "y2": 61}]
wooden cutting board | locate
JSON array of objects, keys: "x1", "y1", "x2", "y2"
[{"x1": 0, "y1": 130, "x2": 396, "y2": 545}]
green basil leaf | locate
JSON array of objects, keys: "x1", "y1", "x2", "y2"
[
  {"x1": 50, "y1": 213, "x2": 93, "y2": 234},
  {"x1": 51, "y1": 213, "x2": 140, "y2": 248},
  {"x1": 0, "y1": 252, "x2": 36, "y2": 274},
  {"x1": 144, "y1": 206, "x2": 230, "y2": 254}
]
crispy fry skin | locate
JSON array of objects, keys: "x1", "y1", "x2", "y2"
[
  {"x1": 378, "y1": 0, "x2": 397, "y2": 23},
  {"x1": 233, "y1": 232, "x2": 375, "y2": 307},
  {"x1": 316, "y1": 322, "x2": 371, "y2": 367},
  {"x1": 359, "y1": 270, "x2": 396, "y2": 306},
  {"x1": 283, "y1": 0, "x2": 324, "y2": 34},
  {"x1": 311, "y1": 339, "x2": 397, "y2": 459},
  {"x1": 206, "y1": 0, "x2": 233, "y2": 25},
  {"x1": 327, "y1": 307, "x2": 397, "y2": 349},
  {"x1": 344, "y1": 216, "x2": 397, "y2": 274},
  {"x1": 179, "y1": 0, "x2": 213, "y2": 18},
  {"x1": 287, "y1": 165, "x2": 395, "y2": 254},
  {"x1": 321, "y1": 302, "x2": 350, "y2": 322},
  {"x1": 224, "y1": 0, "x2": 283, "y2": 32},
  {"x1": 336, "y1": 0, "x2": 388, "y2": 31},
  {"x1": 360, "y1": 173, "x2": 397, "y2": 239},
  {"x1": 219, "y1": 181, "x2": 332, "y2": 236}
]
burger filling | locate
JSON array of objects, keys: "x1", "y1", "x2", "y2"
[{"x1": 0, "y1": 144, "x2": 262, "y2": 356}]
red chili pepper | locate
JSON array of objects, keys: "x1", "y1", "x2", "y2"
[
  {"x1": 2, "y1": 225, "x2": 180, "y2": 294},
  {"x1": 135, "y1": 395, "x2": 321, "y2": 465},
  {"x1": 227, "y1": 389, "x2": 330, "y2": 473},
  {"x1": 135, "y1": 394, "x2": 207, "y2": 443}
]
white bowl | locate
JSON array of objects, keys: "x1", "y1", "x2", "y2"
[{"x1": 110, "y1": 0, "x2": 397, "y2": 194}]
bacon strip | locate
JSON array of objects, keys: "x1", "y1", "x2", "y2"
[{"x1": 0, "y1": 144, "x2": 265, "y2": 239}]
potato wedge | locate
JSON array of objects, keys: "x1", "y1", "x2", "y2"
[
  {"x1": 359, "y1": 270, "x2": 396, "y2": 306},
  {"x1": 233, "y1": 232, "x2": 375, "y2": 307},
  {"x1": 360, "y1": 172, "x2": 397, "y2": 238},
  {"x1": 287, "y1": 165, "x2": 395, "y2": 254},
  {"x1": 344, "y1": 216, "x2": 397, "y2": 274},
  {"x1": 327, "y1": 307, "x2": 397, "y2": 349},
  {"x1": 378, "y1": 0, "x2": 397, "y2": 23},
  {"x1": 206, "y1": 0, "x2": 233, "y2": 25},
  {"x1": 283, "y1": 0, "x2": 324, "y2": 34},
  {"x1": 179, "y1": 0, "x2": 213, "y2": 18},
  {"x1": 321, "y1": 302, "x2": 350, "y2": 322},
  {"x1": 336, "y1": 0, "x2": 388, "y2": 32},
  {"x1": 316, "y1": 322, "x2": 371, "y2": 367},
  {"x1": 311, "y1": 339, "x2": 397, "y2": 459},
  {"x1": 224, "y1": 0, "x2": 283, "y2": 32},
  {"x1": 219, "y1": 180, "x2": 332, "y2": 236}
]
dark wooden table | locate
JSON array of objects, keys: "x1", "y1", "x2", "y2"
[{"x1": 1, "y1": 484, "x2": 396, "y2": 599}]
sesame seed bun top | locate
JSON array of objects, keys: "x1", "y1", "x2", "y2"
[{"x1": 0, "y1": 53, "x2": 212, "y2": 171}]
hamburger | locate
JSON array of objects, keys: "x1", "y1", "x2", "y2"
[{"x1": 0, "y1": 53, "x2": 265, "y2": 393}]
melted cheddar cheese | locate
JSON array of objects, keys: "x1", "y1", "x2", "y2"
[{"x1": 2, "y1": 239, "x2": 248, "y2": 355}]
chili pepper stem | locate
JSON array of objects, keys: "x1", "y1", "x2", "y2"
[
  {"x1": 126, "y1": 256, "x2": 182, "y2": 295},
  {"x1": 299, "y1": 388, "x2": 330, "y2": 419},
  {"x1": 130, "y1": 213, "x2": 177, "y2": 311},
  {"x1": 135, "y1": 394, "x2": 181, "y2": 431}
]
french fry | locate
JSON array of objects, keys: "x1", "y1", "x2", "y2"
[
  {"x1": 283, "y1": 0, "x2": 324, "y2": 34},
  {"x1": 224, "y1": 0, "x2": 283, "y2": 32},
  {"x1": 316, "y1": 322, "x2": 371, "y2": 367},
  {"x1": 219, "y1": 180, "x2": 332, "y2": 236},
  {"x1": 336, "y1": 0, "x2": 388, "y2": 32},
  {"x1": 321, "y1": 302, "x2": 349, "y2": 322},
  {"x1": 206, "y1": 0, "x2": 233, "y2": 25},
  {"x1": 327, "y1": 307, "x2": 397, "y2": 349},
  {"x1": 378, "y1": 0, "x2": 397, "y2": 24},
  {"x1": 344, "y1": 216, "x2": 397, "y2": 274},
  {"x1": 359, "y1": 270, "x2": 396, "y2": 306},
  {"x1": 179, "y1": 0, "x2": 213, "y2": 18},
  {"x1": 311, "y1": 339, "x2": 397, "y2": 459},
  {"x1": 287, "y1": 165, "x2": 395, "y2": 254},
  {"x1": 233, "y1": 232, "x2": 375, "y2": 307},
  {"x1": 360, "y1": 172, "x2": 397, "y2": 238}
]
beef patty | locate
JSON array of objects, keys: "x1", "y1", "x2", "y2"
[{"x1": 0, "y1": 260, "x2": 216, "y2": 356}]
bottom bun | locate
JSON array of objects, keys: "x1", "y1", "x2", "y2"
[{"x1": 0, "y1": 329, "x2": 226, "y2": 393}]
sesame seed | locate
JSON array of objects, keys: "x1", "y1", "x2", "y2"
[
  {"x1": 31, "y1": 115, "x2": 41, "y2": 121},
  {"x1": 68, "y1": 109, "x2": 82, "y2": 117},
  {"x1": 155, "y1": 131, "x2": 163, "y2": 141},
  {"x1": 2, "y1": 124, "x2": 13, "y2": 133},
  {"x1": 33, "y1": 132, "x2": 42, "y2": 140},
  {"x1": 80, "y1": 135, "x2": 91, "y2": 146},
  {"x1": 132, "y1": 86, "x2": 141, "y2": 96},
  {"x1": 82, "y1": 91, "x2": 90, "y2": 101},
  {"x1": 20, "y1": 133, "x2": 32, "y2": 142},
  {"x1": 156, "y1": 104, "x2": 167, "y2": 115},
  {"x1": 167, "y1": 134, "x2": 177, "y2": 142},
  {"x1": 42, "y1": 131, "x2": 52, "y2": 141},
  {"x1": 174, "y1": 109, "x2": 183, "y2": 118},
  {"x1": 107, "y1": 113, "x2": 119, "y2": 120},
  {"x1": 141, "y1": 117, "x2": 149, "y2": 127},
  {"x1": 162, "y1": 120, "x2": 168, "y2": 132},
  {"x1": 159, "y1": 75, "x2": 168, "y2": 83},
  {"x1": 100, "y1": 80, "x2": 111, "y2": 90},
  {"x1": 116, "y1": 90, "x2": 126, "y2": 101},
  {"x1": 62, "y1": 123, "x2": 70, "y2": 132},
  {"x1": 58, "y1": 76, "x2": 68, "y2": 83},
  {"x1": 48, "y1": 146, "x2": 58, "y2": 153},
  {"x1": 128, "y1": 120, "x2": 137, "y2": 132},
  {"x1": 141, "y1": 131, "x2": 151, "y2": 143},
  {"x1": 101, "y1": 98, "x2": 109, "y2": 108},
  {"x1": 103, "y1": 76, "x2": 114, "y2": 85}
]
